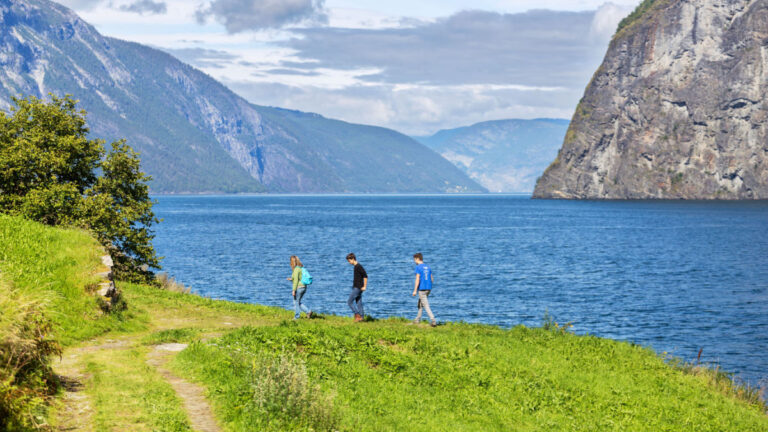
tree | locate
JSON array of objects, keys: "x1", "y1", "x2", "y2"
[
  {"x1": 83, "y1": 141, "x2": 160, "y2": 280},
  {"x1": 0, "y1": 95, "x2": 102, "y2": 225},
  {"x1": 0, "y1": 95, "x2": 160, "y2": 279}
]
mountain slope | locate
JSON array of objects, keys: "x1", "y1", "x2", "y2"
[
  {"x1": 415, "y1": 119, "x2": 569, "y2": 193},
  {"x1": 0, "y1": 0, "x2": 484, "y2": 193},
  {"x1": 533, "y1": 0, "x2": 768, "y2": 199}
]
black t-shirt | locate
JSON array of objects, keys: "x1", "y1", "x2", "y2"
[{"x1": 353, "y1": 263, "x2": 368, "y2": 288}]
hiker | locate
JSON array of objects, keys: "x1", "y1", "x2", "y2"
[
  {"x1": 346, "y1": 253, "x2": 367, "y2": 322},
  {"x1": 412, "y1": 253, "x2": 436, "y2": 327},
  {"x1": 286, "y1": 255, "x2": 313, "y2": 320}
]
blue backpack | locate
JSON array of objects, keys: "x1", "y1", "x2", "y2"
[{"x1": 300, "y1": 267, "x2": 313, "y2": 286}]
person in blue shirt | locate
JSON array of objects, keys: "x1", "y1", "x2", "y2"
[{"x1": 411, "y1": 252, "x2": 436, "y2": 327}]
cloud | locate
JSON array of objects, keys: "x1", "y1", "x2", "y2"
[
  {"x1": 225, "y1": 80, "x2": 580, "y2": 135},
  {"x1": 283, "y1": 9, "x2": 613, "y2": 88},
  {"x1": 54, "y1": 0, "x2": 105, "y2": 10},
  {"x1": 161, "y1": 47, "x2": 239, "y2": 69},
  {"x1": 118, "y1": 0, "x2": 167, "y2": 15},
  {"x1": 195, "y1": 0, "x2": 327, "y2": 33},
  {"x1": 190, "y1": 5, "x2": 636, "y2": 134}
]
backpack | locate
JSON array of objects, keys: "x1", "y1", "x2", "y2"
[{"x1": 300, "y1": 267, "x2": 313, "y2": 286}]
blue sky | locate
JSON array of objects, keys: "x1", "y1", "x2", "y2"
[{"x1": 55, "y1": 0, "x2": 642, "y2": 134}]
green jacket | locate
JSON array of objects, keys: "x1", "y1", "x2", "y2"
[{"x1": 292, "y1": 266, "x2": 305, "y2": 290}]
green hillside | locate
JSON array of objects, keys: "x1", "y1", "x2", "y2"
[{"x1": 0, "y1": 216, "x2": 765, "y2": 430}]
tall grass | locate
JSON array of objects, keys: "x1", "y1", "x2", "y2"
[
  {"x1": 176, "y1": 341, "x2": 336, "y2": 431},
  {"x1": 0, "y1": 214, "x2": 142, "y2": 345},
  {"x1": 0, "y1": 281, "x2": 61, "y2": 431}
]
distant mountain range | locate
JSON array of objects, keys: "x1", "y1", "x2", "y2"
[
  {"x1": 0, "y1": 0, "x2": 484, "y2": 193},
  {"x1": 415, "y1": 119, "x2": 569, "y2": 193}
]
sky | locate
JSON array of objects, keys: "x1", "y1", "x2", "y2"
[{"x1": 54, "y1": 0, "x2": 642, "y2": 135}]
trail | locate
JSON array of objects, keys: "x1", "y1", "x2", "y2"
[
  {"x1": 54, "y1": 338, "x2": 222, "y2": 432},
  {"x1": 53, "y1": 339, "x2": 131, "y2": 431},
  {"x1": 146, "y1": 343, "x2": 221, "y2": 432}
]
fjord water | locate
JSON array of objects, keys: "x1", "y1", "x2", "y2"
[{"x1": 153, "y1": 195, "x2": 768, "y2": 388}]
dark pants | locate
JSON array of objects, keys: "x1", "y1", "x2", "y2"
[{"x1": 347, "y1": 287, "x2": 364, "y2": 316}]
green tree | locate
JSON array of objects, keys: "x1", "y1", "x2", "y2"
[
  {"x1": 0, "y1": 95, "x2": 102, "y2": 225},
  {"x1": 83, "y1": 141, "x2": 160, "y2": 280},
  {"x1": 0, "y1": 94, "x2": 160, "y2": 278}
]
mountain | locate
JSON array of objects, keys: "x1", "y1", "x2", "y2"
[
  {"x1": 415, "y1": 119, "x2": 569, "y2": 193},
  {"x1": 0, "y1": 0, "x2": 484, "y2": 194},
  {"x1": 533, "y1": 0, "x2": 768, "y2": 199}
]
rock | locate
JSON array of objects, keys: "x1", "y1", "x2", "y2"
[
  {"x1": 97, "y1": 281, "x2": 115, "y2": 297},
  {"x1": 534, "y1": 0, "x2": 768, "y2": 199},
  {"x1": 95, "y1": 271, "x2": 112, "y2": 280},
  {"x1": 101, "y1": 255, "x2": 113, "y2": 267}
]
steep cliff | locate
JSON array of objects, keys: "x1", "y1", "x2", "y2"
[
  {"x1": 533, "y1": 0, "x2": 768, "y2": 199},
  {"x1": 0, "y1": 0, "x2": 483, "y2": 193}
]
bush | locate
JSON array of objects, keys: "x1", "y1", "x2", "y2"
[
  {"x1": 156, "y1": 273, "x2": 191, "y2": 294},
  {"x1": 249, "y1": 354, "x2": 336, "y2": 431},
  {"x1": 0, "y1": 282, "x2": 62, "y2": 431}
]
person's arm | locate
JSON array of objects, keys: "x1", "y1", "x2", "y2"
[
  {"x1": 292, "y1": 267, "x2": 300, "y2": 295},
  {"x1": 431, "y1": 273, "x2": 434, "y2": 283},
  {"x1": 413, "y1": 274, "x2": 420, "y2": 296},
  {"x1": 362, "y1": 277, "x2": 368, "y2": 291}
]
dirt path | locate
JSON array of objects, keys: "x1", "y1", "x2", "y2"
[
  {"x1": 146, "y1": 343, "x2": 221, "y2": 432},
  {"x1": 53, "y1": 339, "x2": 135, "y2": 431},
  {"x1": 54, "y1": 354, "x2": 93, "y2": 432}
]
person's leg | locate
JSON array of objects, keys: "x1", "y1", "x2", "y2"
[
  {"x1": 297, "y1": 287, "x2": 311, "y2": 315},
  {"x1": 419, "y1": 291, "x2": 436, "y2": 324},
  {"x1": 293, "y1": 291, "x2": 301, "y2": 319},
  {"x1": 356, "y1": 290, "x2": 365, "y2": 318},
  {"x1": 414, "y1": 296, "x2": 423, "y2": 323},
  {"x1": 347, "y1": 288, "x2": 361, "y2": 315}
]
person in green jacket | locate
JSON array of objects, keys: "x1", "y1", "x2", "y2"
[{"x1": 286, "y1": 255, "x2": 313, "y2": 320}]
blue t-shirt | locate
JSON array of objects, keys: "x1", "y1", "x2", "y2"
[{"x1": 414, "y1": 263, "x2": 433, "y2": 291}]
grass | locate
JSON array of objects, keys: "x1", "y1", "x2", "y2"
[
  {"x1": 172, "y1": 321, "x2": 768, "y2": 431},
  {"x1": 1, "y1": 214, "x2": 767, "y2": 431},
  {"x1": 76, "y1": 346, "x2": 192, "y2": 432},
  {"x1": 0, "y1": 214, "x2": 144, "y2": 346},
  {"x1": 616, "y1": 0, "x2": 659, "y2": 34}
]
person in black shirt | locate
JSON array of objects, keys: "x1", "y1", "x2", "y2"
[{"x1": 346, "y1": 253, "x2": 367, "y2": 322}]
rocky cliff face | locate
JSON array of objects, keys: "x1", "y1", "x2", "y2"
[
  {"x1": 0, "y1": 0, "x2": 483, "y2": 193},
  {"x1": 534, "y1": 0, "x2": 768, "y2": 199}
]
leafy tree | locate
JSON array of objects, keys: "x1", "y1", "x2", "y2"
[
  {"x1": 0, "y1": 95, "x2": 160, "y2": 279},
  {"x1": 83, "y1": 141, "x2": 160, "y2": 280}
]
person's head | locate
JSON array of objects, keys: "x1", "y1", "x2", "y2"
[
  {"x1": 413, "y1": 252, "x2": 423, "y2": 264},
  {"x1": 290, "y1": 255, "x2": 303, "y2": 269},
  {"x1": 346, "y1": 253, "x2": 357, "y2": 265}
]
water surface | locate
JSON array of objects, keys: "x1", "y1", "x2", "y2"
[{"x1": 153, "y1": 195, "x2": 768, "y2": 389}]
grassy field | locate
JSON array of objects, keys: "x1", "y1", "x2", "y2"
[{"x1": 0, "y1": 214, "x2": 766, "y2": 431}]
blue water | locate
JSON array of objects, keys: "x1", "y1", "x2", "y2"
[{"x1": 152, "y1": 195, "x2": 768, "y2": 389}]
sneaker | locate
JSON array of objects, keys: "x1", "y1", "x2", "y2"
[
  {"x1": 430, "y1": 321, "x2": 437, "y2": 327},
  {"x1": 308, "y1": 311, "x2": 314, "y2": 319},
  {"x1": 354, "y1": 313, "x2": 362, "y2": 322}
]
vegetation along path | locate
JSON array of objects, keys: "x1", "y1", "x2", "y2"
[{"x1": 2, "y1": 214, "x2": 768, "y2": 431}]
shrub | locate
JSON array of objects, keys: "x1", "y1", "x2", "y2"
[
  {"x1": 249, "y1": 354, "x2": 336, "y2": 431},
  {"x1": 0, "y1": 282, "x2": 62, "y2": 431},
  {"x1": 156, "y1": 273, "x2": 191, "y2": 294}
]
